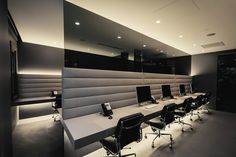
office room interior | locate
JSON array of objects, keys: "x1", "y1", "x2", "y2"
[{"x1": 1, "y1": 0, "x2": 236, "y2": 157}]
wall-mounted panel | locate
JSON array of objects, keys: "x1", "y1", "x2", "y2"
[{"x1": 62, "y1": 68, "x2": 192, "y2": 119}]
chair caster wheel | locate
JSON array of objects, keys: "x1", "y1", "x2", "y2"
[
  {"x1": 190, "y1": 118, "x2": 193, "y2": 121},
  {"x1": 152, "y1": 144, "x2": 155, "y2": 148},
  {"x1": 169, "y1": 145, "x2": 172, "y2": 149},
  {"x1": 190, "y1": 127, "x2": 193, "y2": 130},
  {"x1": 145, "y1": 135, "x2": 147, "y2": 139},
  {"x1": 181, "y1": 129, "x2": 184, "y2": 132},
  {"x1": 170, "y1": 137, "x2": 173, "y2": 141}
]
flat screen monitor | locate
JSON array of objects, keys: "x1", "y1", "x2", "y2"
[
  {"x1": 136, "y1": 86, "x2": 151, "y2": 104},
  {"x1": 190, "y1": 83, "x2": 194, "y2": 93},
  {"x1": 161, "y1": 85, "x2": 172, "y2": 98},
  {"x1": 179, "y1": 84, "x2": 186, "y2": 95}
]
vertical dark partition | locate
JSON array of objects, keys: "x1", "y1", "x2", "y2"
[
  {"x1": 217, "y1": 53, "x2": 236, "y2": 112},
  {"x1": 0, "y1": 0, "x2": 12, "y2": 156}
]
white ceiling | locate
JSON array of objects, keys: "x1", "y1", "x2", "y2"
[
  {"x1": 67, "y1": 0, "x2": 236, "y2": 55},
  {"x1": 8, "y1": 0, "x2": 64, "y2": 49}
]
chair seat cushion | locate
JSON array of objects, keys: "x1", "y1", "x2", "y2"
[
  {"x1": 175, "y1": 109, "x2": 185, "y2": 117},
  {"x1": 148, "y1": 117, "x2": 165, "y2": 129},
  {"x1": 100, "y1": 136, "x2": 118, "y2": 154}
]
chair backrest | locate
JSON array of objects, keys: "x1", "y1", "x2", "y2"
[
  {"x1": 55, "y1": 94, "x2": 62, "y2": 108},
  {"x1": 183, "y1": 97, "x2": 194, "y2": 113},
  {"x1": 161, "y1": 103, "x2": 176, "y2": 125},
  {"x1": 115, "y1": 113, "x2": 144, "y2": 149},
  {"x1": 194, "y1": 95, "x2": 205, "y2": 107},
  {"x1": 204, "y1": 92, "x2": 211, "y2": 103}
]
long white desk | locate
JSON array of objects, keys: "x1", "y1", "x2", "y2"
[{"x1": 61, "y1": 93, "x2": 204, "y2": 149}]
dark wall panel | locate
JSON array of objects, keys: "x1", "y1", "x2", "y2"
[
  {"x1": 143, "y1": 56, "x2": 191, "y2": 75},
  {"x1": 18, "y1": 42, "x2": 64, "y2": 73},
  {"x1": 65, "y1": 49, "x2": 142, "y2": 72},
  {"x1": 0, "y1": 0, "x2": 12, "y2": 156},
  {"x1": 65, "y1": 49, "x2": 191, "y2": 75},
  {"x1": 192, "y1": 49, "x2": 236, "y2": 110}
]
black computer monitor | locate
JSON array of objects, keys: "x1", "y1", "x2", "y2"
[
  {"x1": 161, "y1": 85, "x2": 172, "y2": 99},
  {"x1": 190, "y1": 83, "x2": 194, "y2": 93},
  {"x1": 136, "y1": 86, "x2": 151, "y2": 104},
  {"x1": 179, "y1": 84, "x2": 186, "y2": 95}
]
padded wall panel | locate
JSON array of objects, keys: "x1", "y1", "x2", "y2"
[
  {"x1": 63, "y1": 86, "x2": 138, "y2": 99},
  {"x1": 63, "y1": 92, "x2": 136, "y2": 109},
  {"x1": 63, "y1": 78, "x2": 143, "y2": 88},
  {"x1": 63, "y1": 68, "x2": 142, "y2": 78},
  {"x1": 18, "y1": 74, "x2": 61, "y2": 98},
  {"x1": 143, "y1": 73, "x2": 191, "y2": 98},
  {"x1": 62, "y1": 68, "x2": 192, "y2": 119},
  {"x1": 62, "y1": 68, "x2": 143, "y2": 119}
]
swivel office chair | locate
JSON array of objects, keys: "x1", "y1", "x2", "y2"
[
  {"x1": 174, "y1": 98, "x2": 193, "y2": 131},
  {"x1": 52, "y1": 94, "x2": 61, "y2": 121},
  {"x1": 100, "y1": 113, "x2": 144, "y2": 157},
  {"x1": 201, "y1": 92, "x2": 211, "y2": 113},
  {"x1": 144, "y1": 103, "x2": 177, "y2": 149},
  {"x1": 190, "y1": 95, "x2": 205, "y2": 121}
]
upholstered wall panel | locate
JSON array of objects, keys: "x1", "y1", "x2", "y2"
[
  {"x1": 18, "y1": 74, "x2": 61, "y2": 98},
  {"x1": 62, "y1": 68, "x2": 143, "y2": 119},
  {"x1": 62, "y1": 68, "x2": 192, "y2": 119}
]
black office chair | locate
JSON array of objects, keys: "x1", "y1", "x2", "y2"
[
  {"x1": 201, "y1": 92, "x2": 211, "y2": 113},
  {"x1": 100, "y1": 113, "x2": 144, "y2": 157},
  {"x1": 174, "y1": 98, "x2": 193, "y2": 131},
  {"x1": 190, "y1": 95, "x2": 205, "y2": 121},
  {"x1": 144, "y1": 103, "x2": 177, "y2": 149},
  {"x1": 52, "y1": 94, "x2": 61, "y2": 121}
]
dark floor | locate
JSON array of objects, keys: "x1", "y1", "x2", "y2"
[
  {"x1": 150, "y1": 110, "x2": 236, "y2": 157},
  {"x1": 12, "y1": 118, "x2": 63, "y2": 157},
  {"x1": 12, "y1": 110, "x2": 236, "y2": 157}
]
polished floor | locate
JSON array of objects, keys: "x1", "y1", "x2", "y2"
[{"x1": 12, "y1": 110, "x2": 236, "y2": 157}]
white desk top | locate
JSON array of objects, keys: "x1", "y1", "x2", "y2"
[{"x1": 61, "y1": 93, "x2": 203, "y2": 149}]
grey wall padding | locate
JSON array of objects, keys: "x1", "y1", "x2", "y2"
[
  {"x1": 62, "y1": 68, "x2": 192, "y2": 119},
  {"x1": 18, "y1": 74, "x2": 61, "y2": 98}
]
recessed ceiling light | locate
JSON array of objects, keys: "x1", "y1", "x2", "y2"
[
  {"x1": 178, "y1": 35, "x2": 183, "y2": 38},
  {"x1": 117, "y1": 36, "x2": 122, "y2": 39},
  {"x1": 193, "y1": 43, "x2": 197, "y2": 47},
  {"x1": 87, "y1": 48, "x2": 90, "y2": 51},
  {"x1": 143, "y1": 44, "x2": 146, "y2": 47},
  {"x1": 155, "y1": 20, "x2": 161, "y2": 24},
  {"x1": 207, "y1": 33, "x2": 216, "y2": 37},
  {"x1": 160, "y1": 50, "x2": 164, "y2": 53},
  {"x1": 75, "y1": 22, "x2": 80, "y2": 26}
]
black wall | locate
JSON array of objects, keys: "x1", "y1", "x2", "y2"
[
  {"x1": 0, "y1": 0, "x2": 12, "y2": 156},
  {"x1": 18, "y1": 42, "x2": 64, "y2": 73},
  {"x1": 143, "y1": 56, "x2": 191, "y2": 75},
  {"x1": 192, "y1": 49, "x2": 236, "y2": 109},
  {"x1": 65, "y1": 49, "x2": 191, "y2": 75}
]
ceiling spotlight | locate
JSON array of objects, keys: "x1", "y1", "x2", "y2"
[
  {"x1": 155, "y1": 20, "x2": 161, "y2": 24},
  {"x1": 160, "y1": 50, "x2": 164, "y2": 53},
  {"x1": 143, "y1": 44, "x2": 146, "y2": 47},
  {"x1": 117, "y1": 36, "x2": 122, "y2": 39},
  {"x1": 87, "y1": 48, "x2": 90, "y2": 51},
  {"x1": 207, "y1": 33, "x2": 216, "y2": 37},
  {"x1": 75, "y1": 22, "x2": 80, "y2": 26},
  {"x1": 193, "y1": 43, "x2": 197, "y2": 47},
  {"x1": 178, "y1": 35, "x2": 183, "y2": 38}
]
